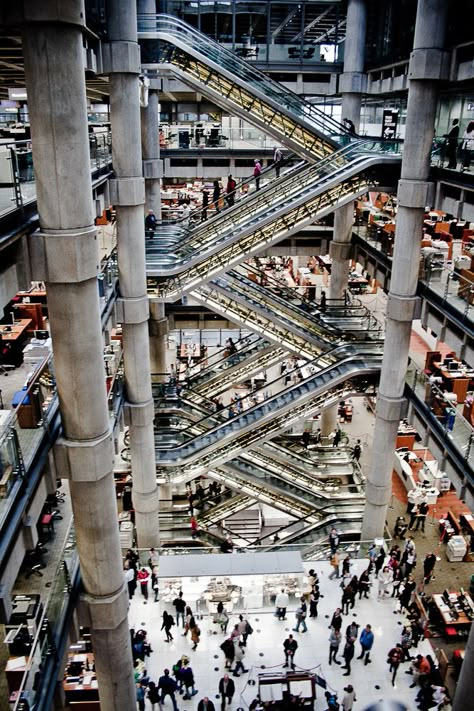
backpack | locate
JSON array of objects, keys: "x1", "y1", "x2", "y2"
[{"x1": 245, "y1": 621, "x2": 253, "y2": 635}]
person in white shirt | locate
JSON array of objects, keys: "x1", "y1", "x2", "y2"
[
  {"x1": 275, "y1": 589, "x2": 289, "y2": 620},
  {"x1": 377, "y1": 566, "x2": 393, "y2": 599}
]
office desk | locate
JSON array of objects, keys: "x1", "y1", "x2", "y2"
[
  {"x1": 432, "y1": 361, "x2": 473, "y2": 404},
  {"x1": 0, "y1": 319, "x2": 33, "y2": 342},
  {"x1": 432, "y1": 593, "x2": 474, "y2": 630}
]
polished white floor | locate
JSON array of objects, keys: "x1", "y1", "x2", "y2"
[{"x1": 128, "y1": 558, "x2": 432, "y2": 710}]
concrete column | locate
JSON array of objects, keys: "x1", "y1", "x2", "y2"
[
  {"x1": 361, "y1": 0, "x2": 449, "y2": 540},
  {"x1": 320, "y1": 406, "x2": 338, "y2": 439},
  {"x1": 149, "y1": 299, "x2": 169, "y2": 374},
  {"x1": 21, "y1": 3, "x2": 135, "y2": 708},
  {"x1": 141, "y1": 87, "x2": 162, "y2": 217},
  {"x1": 454, "y1": 601, "x2": 474, "y2": 709},
  {"x1": 328, "y1": 1, "x2": 367, "y2": 303},
  {"x1": 105, "y1": 0, "x2": 159, "y2": 547}
]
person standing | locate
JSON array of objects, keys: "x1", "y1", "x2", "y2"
[
  {"x1": 190, "y1": 516, "x2": 199, "y2": 538},
  {"x1": 461, "y1": 121, "x2": 474, "y2": 171},
  {"x1": 423, "y1": 552, "x2": 437, "y2": 584},
  {"x1": 201, "y1": 189, "x2": 209, "y2": 221},
  {"x1": 444, "y1": 119, "x2": 459, "y2": 169},
  {"x1": 197, "y1": 697, "x2": 216, "y2": 711},
  {"x1": 181, "y1": 662, "x2": 198, "y2": 699},
  {"x1": 329, "y1": 527, "x2": 340, "y2": 554},
  {"x1": 357, "y1": 624, "x2": 374, "y2": 665},
  {"x1": 190, "y1": 618, "x2": 201, "y2": 651},
  {"x1": 329, "y1": 608, "x2": 343, "y2": 633},
  {"x1": 218, "y1": 673, "x2": 235, "y2": 709},
  {"x1": 275, "y1": 588, "x2": 289, "y2": 620},
  {"x1": 273, "y1": 146, "x2": 283, "y2": 178},
  {"x1": 145, "y1": 209, "x2": 157, "y2": 239},
  {"x1": 136, "y1": 682, "x2": 146, "y2": 711},
  {"x1": 148, "y1": 547, "x2": 159, "y2": 571},
  {"x1": 147, "y1": 681, "x2": 160, "y2": 710},
  {"x1": 352, "y1": 440, "x2": 362, "y2": 462},
  {"x1": 358, "y1": 568, "x2": 370, "y2": 599},
  {"x1": 328, "y1": 628, "x2": 342, "y2": 665},
  {"x1": 320, "y1": 289, "x2": 327, "y2": 312},
  {"x1": 342, "y1": 684, "x2": 356, "y2": 711},
  {"x1": 173, "y1": 591, "x2": 187, "y2": 628},
  {"x1": 293, "y1": 597, "x2": 308, "y2": 633},
  {"x1": 157, "y1": 668, "x2": 179, "y2": 711},
  {"x1": 342, "y1": 638, "x2": 355, "y2": 675},
  {"x1": 253, "y1": 159, "x2": 262, "y2": 190},
  {"x1": 137, "y1": 567, "x2": 150, "y2": 604},
  {"x1": 283, "y1": 634, "x2": 298, "y2": 669},
  {"x1": 212, "y1": 180, "x2": 221, "y2": 213},
  {"x1": 377, "y1": 566, "x2": 393, "y2": 599},
  {"x1": 415, "y1": 499, "x2": 429, "y2": 532},
  {"x1": 225, "y1": 174, "x2": 237, "y2": 207},
  {"x1": 309, "y1": 585, "x2": 320, "y2": 618},
  {"x1": 333, "y1": 429, "x2": 341, "y2": 447},
  {"x1": 398, "y1": 574, "x2": 417, "y2": 612},
  {"x1": 387, "y1": 644, "x2": 404, "y2": 686},
  {"x1": 124, "y1": 562, "x2": 136, "y2": 600}
]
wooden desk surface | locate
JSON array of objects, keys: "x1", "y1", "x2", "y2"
[
  {"x1": 432, "y1": 593, "x2": 474, "y2": 626},
  {"x1": 0, "y1": 319, "x2": 33, "y2": 341}
]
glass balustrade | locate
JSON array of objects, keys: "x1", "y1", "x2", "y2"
[
  {"x1": 13, "y1": 522, "x2": 78, "y2": 711},
  {"x1": 406, "y1": 363, "x2": 474, "y2": 470},
  {"x1": 0, "y1": 134, "x2": 112, "y2": 219}
]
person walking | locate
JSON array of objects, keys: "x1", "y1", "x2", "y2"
[
  {"x1": 374, "y1": 548, "x2": 386, "y2": 576},
  {"x1": 333, "y1": 428, "x2": 341, "y2": 447},
  {"x1": 173, "y1": 591, "x2": 187, "y2": 628},
  {"x1": 161, "y1": 611, "x2": 175, "y2": 642},
  {"x1": 273, "y1": 146, "x2": 283, "y2": 177},
  {"x1": 253, "y1": 159, "x2": 262, "y2": 190},
  {"x1": 329, "y1": 551, "x2": 340, "y2": 580},
  {"x1": 400, "y1": 626, "x2": 412, "y2": 662},
  {"x1": 283, "y1": 634, "x2": 298, "y2": 669},
  {"x1": 342, "y1": 684, "x2": 356, "y2": 711},
  {"x1": 423, "y1": 552, "x2": 437, "y2": 584},
  {"x1": 181, "y1": 662, "x2": 198, "y2": 699},
  {"x1": 190, "y1": 618, "x2": 201, "y2": 651},
  {"x1": 342, "y1": 582, "x2": 355, "y2": 615},
  {"x1": 293, "y1": 597, "x2": 308, "y2": 633},
  {"x1": 220, "y1": 638, "x2": 235, "y2": 670},
  {"x1": 226, "y1": 174, "x2": 237, "y2": 207},
  {"x1": 275, "y1": 588, "x2": 289, "y2": 620},
  {"x1": 197, "y1": 697, "x2": 216, "y2": 711},
  {"x1": 357, "y1": 624, "x2": 374, "y2": 665},
  {"x1": 408, "y1": 502, "x2": 419, "y2": 530},
  {"x1": 444, "y1": 118, "x2": 459, "y2": 168},
  {"x1": 328, "y1": 628, "x2": 342, "y2": 665},
  {"x1": 232, "y1": 641, "x2": 248, "y2": 677},
  {"x1": 218, "y1": 673, "x2": 235, "y2": 709},
  {"x1": 387, "y1": 644, "x2": 404, "y2": 686},
  {"x1": 341, "y1": 638, "x2": 355, "y2": 675},
  {"x1": 212, "y1": 180, "x2": 221, "y2": 213},
  {"x1": 352, "y1": 439, "x2": 362, "y2": 462},
  {"x1": 157, "y1": 668, "x2": 179, "y2": 711},
  {"x1": 147, "y1": 681, "x2": 160, "y2": 710},
  {"x1": 137, "y1": 567, "x2": 150, "y2": 604}
]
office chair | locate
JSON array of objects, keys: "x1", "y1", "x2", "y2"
[{"x1": 0, "y1": 335, "x2": 15, "y2": 375}]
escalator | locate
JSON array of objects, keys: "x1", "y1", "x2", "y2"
[
  {"x1": 147, "y1": 145, "x2": 400, "y2": 300},
  {"x1": 138, "y1": 15, "x2": 346, "y2": 162},
  {"x1": 154, "y1": 344, "x2": 381, "y2": 475}
]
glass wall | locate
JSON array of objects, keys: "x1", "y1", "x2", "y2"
[{"x1": 157, "y1": 1, "x2": 345, "y2": 65}]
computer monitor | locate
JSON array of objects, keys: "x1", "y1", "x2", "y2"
[
  {"x1": 442, "y1": 589, "x2": 450, "y2": 604},
  {"x1": 34, "y1": 330, "x2": 49, "y2": 340},
  {"x1": 447, "y1": 361, "x2": 458, "y2": 372},
  {"x1": 443, "y1": 356, "x2": 453, "y2": 366}
]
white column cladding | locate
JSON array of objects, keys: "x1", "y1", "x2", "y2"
[
  {"x1": 361, "y1": 0, "x2": 449, "y2": 539},
  {"x1": 105, "y1": 0, "x2": 160, "y2": 546},
  {"x1": 21, "y1": 2, "x2": 136, "y2": 708}
]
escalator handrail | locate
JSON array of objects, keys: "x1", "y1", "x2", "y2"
[
  {"x1": 155, "y1": 343, "x2": 382, "y2": 454},
  {"x1": 184, "y1": 334, "x2": 268, "y2": 384},
  {"x1": 138, "y1": 14, "x2": 348, "y2": 139}
]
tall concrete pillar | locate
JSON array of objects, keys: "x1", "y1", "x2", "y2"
[
  {"x1": 141, "y1": 87, "x2": 162, "y2": 217},
  {"x1": 361, "y1": 0, "x2": 448, "y2": 540},
  {"x1": 149, "y1": 299, "x2": 169, "y2": 374},
  {"x1": 320, "y1": 406, "x2": 338, "y2": 439},
  {"x1": 104, "y1": 0, "x2": 159, "y2": 546},
  {"x1": 21, "y1": 3, "x2": 135, "y2": 708},
  {"x1": 454, "y1": 617, "x2": 474, "y2": 710}
]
